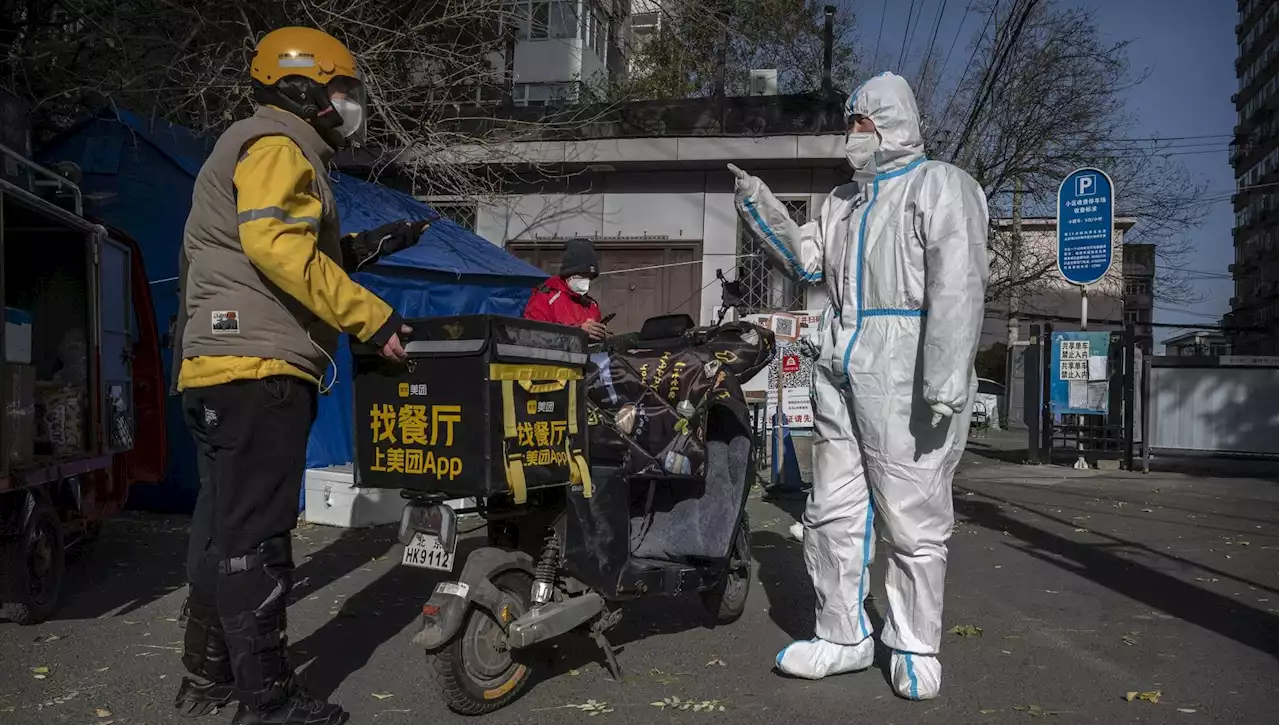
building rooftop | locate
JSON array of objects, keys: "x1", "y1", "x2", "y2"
[
  {"x1": 1161, "y1": 330, "x2": 1227, "y2": 346},
  {"x1": 433, "y1": 92, "x2": 849, "y2": 142}
]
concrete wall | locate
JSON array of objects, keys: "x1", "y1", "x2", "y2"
[{"x1": 472, "y1": 166, "x2": 847, "y2": 324}]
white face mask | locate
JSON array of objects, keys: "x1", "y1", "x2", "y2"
[
  {"x1": 567, "y1": 276, "x2": 591, "y2": 295},
  {"x1": 845, "y1": 131, "x2": 880, "y2": 175},
  {"x1": 330, "y1": 97, "x2": 365, "y2": 142}
]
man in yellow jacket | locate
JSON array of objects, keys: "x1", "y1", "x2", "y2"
[{"x1": 171, "y1": 27, "x2": 421, "y2": 725}]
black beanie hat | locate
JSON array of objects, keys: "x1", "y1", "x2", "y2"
[{"x1": 559, "y1": 238, "x2": 600, "y2": 278}]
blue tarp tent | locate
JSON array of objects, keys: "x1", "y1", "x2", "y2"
[{"x1": 40, "y1": 109, "x2": 547, "y2": 512}]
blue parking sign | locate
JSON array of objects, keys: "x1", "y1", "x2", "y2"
[{"x1": 1056, "y1": 168, "x2": 1114, "y2": 286}]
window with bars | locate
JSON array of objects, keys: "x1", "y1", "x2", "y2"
[
  {"x1": 421, "y1": 202, "x2": 477, "y2": 231},
  {"x1": 737, "y1": 198, "x2": 809, "y2": 312}
]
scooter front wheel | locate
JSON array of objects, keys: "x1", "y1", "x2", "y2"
[{"x1": 429, "y1": 570, "x2": 538, "y2": 715}]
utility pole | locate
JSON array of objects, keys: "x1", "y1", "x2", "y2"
[{"x1": 1004, "y1": 177, "x2": 1023, "y2": 426}]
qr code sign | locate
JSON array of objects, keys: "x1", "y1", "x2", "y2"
[
  {"x1": 768, "y1": 343, "x2": 814, "y2": 391},
  {"x1": 773, "y1": 317, "x2": 798, "y2": 339}
]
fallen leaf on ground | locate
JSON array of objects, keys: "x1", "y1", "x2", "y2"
[
  {"x1": 371, "y1": 693, "x2": 394, "y2": 700},
  {"x1": 568, "y1": 669, "x2": 580, "y2": 676},
  {"x1": 649, "y1": 668, "x2": 680, "y2": 685},
  {"x1": 95, "y1": 667, "x2": 110, "y2": 673},
  {"x1": 1121, "y1": 633, "x2": 1138, "y2": 646},
  {"x1": 95, "y1": 708, "x2": 112, "y2": 717},
  {"x1": 651, "y1": 696, "x2": 725, "y2": 712},
  {"x1": 31, "y1": 666, "x2": 50, "y2": 679},
  {"x1": 34, "y1": 634, "x2": 62, "y2": 643},
  {"x1": 571, "y1": 699, "x2": 614, "y2": 715},
  {"x1": 1125, "y1": 690, "x2": 1162, "y2": 704},
  {"x1": 1013, "y1": 704, "x2": 1058, "y2": 716},
  {"x1": 950, "y1": 624, "x2": 983, "y2": 638},
  {"x1": 1177, "y1": 708, "x2": 1197, "y2": 713},
  {"x1": 705, "y1": 658, "x2": 727, "y2": 667}
]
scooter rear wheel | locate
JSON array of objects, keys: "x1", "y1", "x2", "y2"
[
  {"x1": 429, "y1": 570, "x2": 537, "y2": 715},
  {"x1": 701, "y1": 513, "x2": 751, "y2": 624}
]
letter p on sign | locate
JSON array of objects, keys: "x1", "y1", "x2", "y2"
[{"x1": 1075, "y1": 174, "x2": 1096, "y2": 197}]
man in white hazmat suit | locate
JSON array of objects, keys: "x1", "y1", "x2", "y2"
[{"x1": 730, "y1": 71, "x2": 988, "y2": 700}]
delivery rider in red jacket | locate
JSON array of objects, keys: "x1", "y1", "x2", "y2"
[{"x1": 523, "y1": 238, "x2": 609, "y2": 340}]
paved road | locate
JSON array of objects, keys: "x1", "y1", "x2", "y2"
[{"x1": 2, "y1": 453, "x2": 1276, "y2": 724}]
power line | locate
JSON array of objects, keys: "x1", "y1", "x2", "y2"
[
  {"x1": 1103, "y1": 133, "x2": 1235, "y2": 142},
  {"x1": 1157, "y1": 266, "x2": 1233, "y2": 279},
  {"x1": 990, "y1": 312, "x2": 1261, "y2": 332},
  {"x1": 872, "y1": 0, "x2": 889, "y2": 68},
  {"x1": 951, "y1": 0, "x2": 1044, "y2": 164},
  {"x1": 1154, "y1": 305, "x2": 1228, "y2": 320},
  {"x1": 897, "y1": 0, "x2": 920, "y2": 72},
  {"x1": 933, "y1": 2, "x2": 973, "y2": 90},
  {"x1": 936, "y1": 1, "x2": 997, "y2": 126},
  {"x1": 1096, "y1": 140, "x2": 1240, "y2": 151},
  {"x1": 919, "y1": 0, "x2": 950, "y2": 86},
  {"x1": 906, "y1": 0, "x2": 930, "y2": 68}
]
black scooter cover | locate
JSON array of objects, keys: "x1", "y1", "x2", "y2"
[{"x1": 584, "y1": 321, "x2": 775, "y2": 478}]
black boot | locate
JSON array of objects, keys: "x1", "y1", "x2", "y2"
[
  {"x1": 230, "y1": 674, "x2": 349, "y2": 725},
  {"x1": 175, "y1": 591, "x2": 235, "y2": 717},
  {"x1": 223, "y1": 608, "x2": 347, "y2": 725},
  {"x1": 221, "y1": 538, "x2": 347, "y2": 725}
]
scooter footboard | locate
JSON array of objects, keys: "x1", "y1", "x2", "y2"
[{"x1": 412, "y1": 547, "x2": 535, "y2": 652}]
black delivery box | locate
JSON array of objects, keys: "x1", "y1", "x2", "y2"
[{"x1": 352, "y1": 315, "x2": 591, "y2": 503}]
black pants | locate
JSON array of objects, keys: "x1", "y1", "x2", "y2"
[{"x1": 182, "y1": 376, "x2": 316, "y2": 708}]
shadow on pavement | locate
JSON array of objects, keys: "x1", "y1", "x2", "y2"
[
  {"x1": 954, "y1": 491, "x2": 1279, "y2": 657},
  {"x1": 749, "y1": 529, "x2": 890, "y2": 675},
  {"x1": 750, "y1": 529, "x2": 813, "y2": 641},
  {"x1": 289, "y1": 524, "x2": 405, "y2": 607},
  {"x1": 287, "y1": 528, "x2": 484, "y2": 699},
  {"x1": 964, "y1": 441, "x2": 1033, "y2": 465},
  {"x1": 42, "y1": 513, "x2": 191, "y2": 623}
]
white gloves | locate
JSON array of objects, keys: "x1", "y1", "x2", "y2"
[
  {"x1": 929, "y1": 402, "x2": 953, "y2": 428},
  {"x1": 727, "y1": 163, "x2": 761, "y2": 201}
]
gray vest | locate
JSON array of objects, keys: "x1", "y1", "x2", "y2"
[{"x1": 172, "y1": 107, "x2": 343, "y2": 392}]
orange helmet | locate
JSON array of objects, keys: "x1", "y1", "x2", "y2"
[{"x1": 249, "y1": 27, "x2": 367, "y2": 147}]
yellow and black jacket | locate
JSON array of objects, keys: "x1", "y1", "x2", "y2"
[{"x1": 173, "y1": 106, "x2": 401, "y2": 392}]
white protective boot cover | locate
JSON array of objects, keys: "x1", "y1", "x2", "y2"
[{"x1": 775, "y1": 637, "x2": 874, "y2": 680}]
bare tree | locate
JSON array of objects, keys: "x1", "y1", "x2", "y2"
[
  {"x1": 613, "y1": 0, "x2": 860, "y2": 100},
  {"x1": 918, "y1": 0, "x2": 1210, "y2": 306},
  {"x1": 1, "y1": 0, "x2": 613, "y2": 199}
]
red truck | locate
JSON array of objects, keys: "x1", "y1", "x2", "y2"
[{"x1": 0, "y1": 142, "x2": 166, "y2": 624}]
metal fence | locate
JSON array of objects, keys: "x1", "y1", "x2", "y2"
[{"x1": 1148, "y1": 356, "x2": 1279, "y2": 456}]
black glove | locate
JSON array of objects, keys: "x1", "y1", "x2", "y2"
[{"x1": 342, "y1": 219, "x2": 428, "y2": 272}]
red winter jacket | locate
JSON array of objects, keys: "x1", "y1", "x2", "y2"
[{"x1": 523, "y1": 275, "x2": 601, "y2": 328}]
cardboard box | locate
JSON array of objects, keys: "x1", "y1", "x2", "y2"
[
  {"x1": 4, "y1": 364, "x2": 35, "y2": 468},
  {"x1": 5, "y1": 307, "x2": 31, "y2": 364}
]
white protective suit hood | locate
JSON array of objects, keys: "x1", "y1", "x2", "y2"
[{"x1": 844, "y1": 72, "x2": 926, "y2": 176}]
